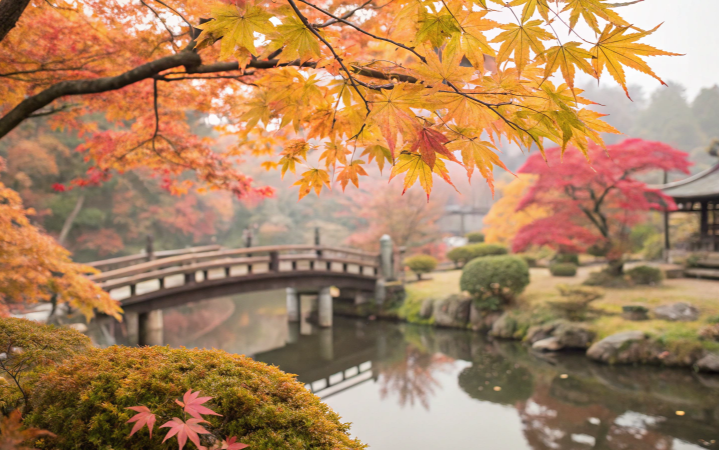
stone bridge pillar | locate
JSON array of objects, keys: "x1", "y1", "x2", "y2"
[
  {"x1": 139, "y1": 310, "x2": 163, "y2": 346},
  {"x1": 318, "y1": 287, "x2": 333, "y2": 328},
  {"x1": 286, "y1": 287, "x2": 300, "y2": 322}
]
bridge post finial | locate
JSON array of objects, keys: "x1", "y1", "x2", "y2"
[{"x1": 380, "y1": 234, "x2": 394, "y2": 281}]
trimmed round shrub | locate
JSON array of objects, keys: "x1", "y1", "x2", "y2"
[
  {"x1": 466, "y1": 243, "x2": 508, "y2": 259},
  {"x1": 447, "y1": 246, "x2": 474, "y2": 268},
  {"x1": 460, "y1": 255, "x2": 530, "y2": 309},
  {"x1": 465, "y1": 231, "x2": 485, "y2": 243},
  {"x1": 404, "y1": 254, "x2": 437, "y2": 280},
  {"x1": 0, "y1": 317, "x2": 91, "y2": 413},
  {"x1": 552, "y1": 253, "x2": 580, "y2": 265},
  {"x1": 626, "y1": 265, "x2": 663, "y2": 285},
  {"x1": 24, "y1": 346, "x2": 365, "y2": 450},
  {"x1": 549, "y1": 262, "x2": 578, "y2": 277}
]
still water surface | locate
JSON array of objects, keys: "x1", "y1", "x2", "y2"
[{"x1": 119, "y1": 290, "x2": 719, "y2": 449}]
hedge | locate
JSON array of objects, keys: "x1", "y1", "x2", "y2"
[
  {"x1": 465, "y1": 232, "x2": 485, "y2": 243},
  {"x1": 549, "y1": 262, "x2": 578, "y2": 277},
  {"x1": 447, "y1": 243, "x2": 508, "y2": 267},
  {"x1": 404, "y1": 255, "x2": 437, "y2": 280},
  {"x1": 626, "y1": 265, "x2": 663, "y2": 285},
  {"x1": 459, "y1": 255, "x2": 530, "y2": 310}
]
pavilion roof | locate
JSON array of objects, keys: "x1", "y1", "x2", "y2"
[{"x1": 660, "y1": 161, "x2": 719, "y2": 201}]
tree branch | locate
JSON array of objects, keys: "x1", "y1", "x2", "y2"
[
  {"x1": 0, "y1": 50, "x2": 201, "y2": 140},
  {"x1": 0, "y1": 0, "x2": 31, "y2": 43}
]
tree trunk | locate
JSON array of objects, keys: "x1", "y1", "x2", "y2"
[
  {"x1": 605, "y1": 259, "x2": 624, "y2": 276},
  {"x1": 58, "y1": 195, "x2": 85, "y2": 246},
  {"x1": 0, "y1": 0, "x2": 31, "y2": 43}
]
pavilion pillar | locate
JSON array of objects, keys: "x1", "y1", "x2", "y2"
[{"x1": 701, "y1": 201, "x2": 709, "y2": 249}]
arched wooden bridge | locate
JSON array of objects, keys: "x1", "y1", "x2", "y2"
[{"x1": 89, "y1": 244, "x2": 385, "y2": 315}]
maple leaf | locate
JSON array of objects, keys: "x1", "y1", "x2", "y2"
[
  {"x1": 562, "y1": 0, "x2": 638, "y2": 33},
  {"x1": 389, "y1": 152, "x2": 456, "y2": 198},
  {"x1": 409, "y1": 127, "x2": 460, "y2": 169},
  {"x1": 447, "y1": 138, "x2": 510, "y2": 194},
  {"x1": 222, "y1": 436, "x2": 250, "y2": 450},
  {"x1": 197, "y1": 5, "x2": 274, "y2": 58},
  {"x1": 360, "y1": 145, "x2": 392, "y2": 173},
  {"x1": 509, "y1": 0, "x2": 551, "y2": 22},
  {"x1": 412, "y1": 49, "x2": 475, "y2": 88},
  {"x1": 446, "y1": 10, "x2": 497, "y2": 72},
  {"x1": 278, "y1": 140, "x2": 310, "y2": 178},
  {"x1": 0, "y1": 410, "x2": 54, "y2": 450},
  {"x1": 336, "y1": 160, "x2": 368, "y2": 191},
  {"x1": 366, "y1": 84, "x2": 423, "y2": 157},
  {"x1": 161, "y1": 418, "x2": 211, "y2": 450},
  {"x1": 415, "y1": 9, "x2": 460, "y2": 47},
  {"x1": 492, "y1": 19, "x2": 554, "y2": 73},
  {"x1": 274, "y1": 13, "x2": 322, "y2": 63},
  {"x1": 126, "y1": 406, "x2": 157, "y2": 438},
  {"x1": 541, "y1": 42, "x2": 596, "y2": 89},
  {"x1": 176, "y1": 390, "x2": 222, "y2": 420},
  {"x1": 591, "y1": 24, "x2": 681, "y2": 98},
  {"x1": 319, "y1": 142, "x2": 349, "y2": 169},
  {"x1": 293, "y1": 169, "x2": 331, "y2": 199}
]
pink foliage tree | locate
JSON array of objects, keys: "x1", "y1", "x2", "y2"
[{"x1": 512, "y1": 139, "x2": 691, "y2": 273}]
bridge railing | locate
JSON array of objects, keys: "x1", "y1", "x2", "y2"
[
  {"x1": 87, "y1": 245, "x2": 223, "y2": 272},
  {"x1": 90, "y1": 245, "x2": 381, "y2": 301}
]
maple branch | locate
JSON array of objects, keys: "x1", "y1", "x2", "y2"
[
  {"x1": 315, "y1": 0, "x2": 374, "y2": 28},
  {"x1": 140, "y1": 0, "x2": 180, "y2": 52},
  {"x1": 0, "y1": 0, "x2": 31, "y2": 43},
  {"x1": 28, "y1": 104, "x2": 78, "y2": 118},
  {"x1": 285, "y1": 0, "x2": 370, "y2": 111},
  {"x1": 152, "y1": 0, "x2": 193, "y2": 30},
  {"x1": 299, "y1": 0, "x2": 426, "y2": 63},
  {"x1": 0, "y1": 50, "x2": 201, "y2": 140}
]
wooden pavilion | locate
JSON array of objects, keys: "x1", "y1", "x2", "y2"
[{"x1": 661, "y1": 157, "x2": 719, "y2": 253}]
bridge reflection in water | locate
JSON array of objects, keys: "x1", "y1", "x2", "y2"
[{"x1": 98, "y1": 290, "x2": 719, "y2": 450}]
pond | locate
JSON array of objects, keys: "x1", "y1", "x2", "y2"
[{"x1": 103, "y1": 290, "x2": 719, "y2": 449}]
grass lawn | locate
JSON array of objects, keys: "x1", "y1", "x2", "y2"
[{"x1": 403, "y1": 266, "x2": 719, "y2": 351}]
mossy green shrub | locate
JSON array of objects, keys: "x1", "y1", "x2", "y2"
[
  {"x1": 516, "y1": 253, "x2": 538, "y2": 268},
  {"x1": 549, "y1": 262, "x2": 577, "y2": 277},
  {"x1": 447, "y1": 246, "x2": 474, "y2": 268},
  {"x1": 447, "y1": 243, "x2": 507, "y2": 268},
  {"x1": 0, "y1": 317, "x2": 91, "y2": 413},
  {"x1": 642, "y1": 234, "x2": 664, "y2": 261},
  {"x1": 460, "y1": 255, "x2": 530, "y2": 310},
  {"x1": 626, "y1": 265, "x2": 663, "y2": 285},
  {"x1": 24, "y1": 346, "x2": 365, "y2": 450},
  {"x1": 552, "y1": 253, "x2": 580, "y2": 265},
  {"x1": 582, "y1": 268, "x2": 631, "y2": 288},
  {"x1": 404, "y1": 255, "x2": 437, "y2": 280},
  {"x1": 586, "y1": 243, "x2": 609, "y2": 258},
  {"x1": 465, "y1": 231, "x2": 485, "y2": 243},
  {"x1": 548, "y1": 285, "x2": 603, "y2": 320}
]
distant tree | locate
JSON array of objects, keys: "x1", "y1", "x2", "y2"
[
  {"x1": 692, "y1": 86, "x2": 719, "y2": 141},
  {"x1": 580, "y1": 84, "x2": 645, "y2": 145},
  {"x1": 513, "y1": 139, "x2": 691, "y2": 274},
  {"x1": 631, "y1": 83, "x2": 705, "y2": 151},
  {"x1": 483, "y1": 175, "x2": 548, "y2": 246},
  {"x1": 343, "y1": 186, "x2": 444, "y2": 256}
]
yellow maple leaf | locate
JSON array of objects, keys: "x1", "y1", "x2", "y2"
[
  {"x1": 389, "y1": 152, "x2": 456, "y2": 198},
  {"x1": 509, "y1": 0, "x2": 551, "y2": 23},
  {"x1": 319, "y1": 142, "x2": 350, "y2": 168},
  {"x1": 591, "y1": 24, "x2": 682, "y2": 98},
  {"x1": 275, "y1": 13, "x2": 322, "y2": 63},
  {"x1": 360, "y1": 145, "x2": 392, "y2": 174},
  {"x1": 279, "y1": 140, "x2": 310, "y2": 178},
  {"x1": 413, "y1": 48, "x2": 476, "y2": 88},
  {"x1": 196, "y1": 5, "x2": 274, "y2": 58},
  {"x1": 492, "y1": 19, "x2": 554, "y2": 73},
  {"x1": 293, "y1": 168, "x2": 331, "y2": 199},
  {"x1": 542, "y1": 42, "x2": 596, "y2": 89},
  {"x1": 447, "y1": 138, "x2": 510, "y2": 194},
  {"x1": 366, "y1": 84, "x2": 423, "y2": 156},
  {"x1": 336, "y1": 160, "x2": 369, "y2": 191}
]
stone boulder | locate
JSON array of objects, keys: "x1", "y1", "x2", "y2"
[
  {"x1": 433, "y1": 294, "x2": 471, "y2": 328},
  {"x1": 695, "y1": 353, "x2": 719, "y2": 373},
  {"x1": 586, "y1": 331, "x2": 656, "y2": 364},
  {"x1": 532, "y1": 337, "x2": 562, "y2": 352},
  {"x1": 526, "y1": 323, "x2": 557, "y2": 344},
  {"x1": 419, "y1": 298, "x2": 435, "y2": 319},
  {"x1": 489, "y1": 312, "x2": 519, "y2": 339},
  {"x1": 554, "y1": 322, "x2": 595, "y2": 349},
  {"x1": 468, "y1": 304, "x2": 503, "y2": 332},
  {"x1": 653, "y1": 302, "x2": 699, "y2": 321}
]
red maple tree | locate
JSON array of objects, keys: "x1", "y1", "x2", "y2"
[{"x1": 512, "y1": 139, "x2": 691, "y2": 272}]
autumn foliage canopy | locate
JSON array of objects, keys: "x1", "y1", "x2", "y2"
[
  {"x1": 512, "y1": 139, "x2": 691, "y2": 258},
  {"x1": 0, "y1": 0, "x2": 679, "y2": 200}
]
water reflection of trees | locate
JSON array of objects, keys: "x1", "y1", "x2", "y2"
[
  {"x1": 377, "y1": 344, "x2": 455, "y2": 410},
  {"x1": 456, "y1": 340, "x2": 719, "y2": 450}
]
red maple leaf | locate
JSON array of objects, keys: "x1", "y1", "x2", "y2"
[
  {"x1": 409, "y1": 127, "x2": 460, "y2": 169},
  {"x1": 175, "y1": 390, "x2": 223, "y2": 419},
  {"x1": 222, "y1": 436, "x2": 250, "y2": 450},
  {"x1": 126, "y1": 406, "x2": 157, "y2": 438},
  {"x1": 160, "y1": 417, "x2": 211, "y2": 450}
]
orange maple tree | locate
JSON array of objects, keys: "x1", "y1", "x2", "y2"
[{"x1": 0, "y1": 158, "x2": 121, "y2": 319}]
